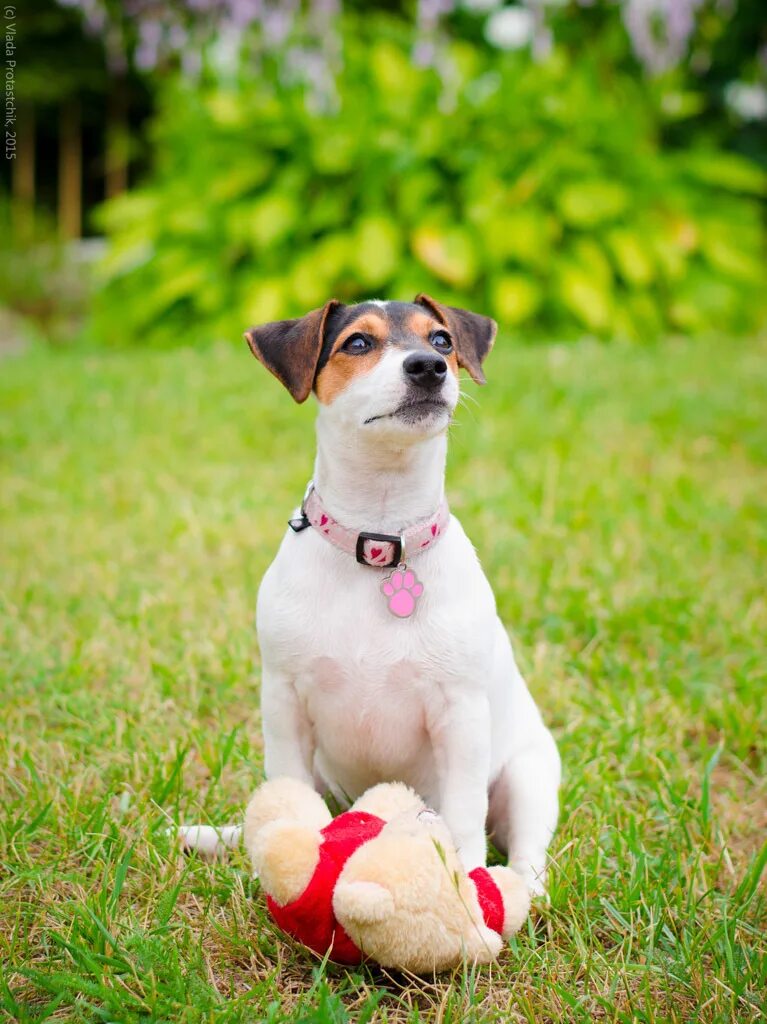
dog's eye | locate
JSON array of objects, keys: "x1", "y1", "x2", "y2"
[
  {"x1": 431, "y1": 331, "x2": 453, "y2": 354},
  {"x1": 341, "y1": 333, "x2": 373, "y2": 355}
]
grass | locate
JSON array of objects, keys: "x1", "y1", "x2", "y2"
[{"x1": 1, "y1": 332, "x2": 765, "y2": 1023}]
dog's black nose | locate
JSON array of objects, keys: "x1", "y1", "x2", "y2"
[{"x1": 403, "y1": 352, "x2": 448, "y2": 389}]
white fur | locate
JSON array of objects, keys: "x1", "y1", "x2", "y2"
[
  {"x1": 173, "y1": 824, "x2": 242, "y2": 858},
  {"x1": 257, "y1": 345, "x2": 561, "y2": 893}
]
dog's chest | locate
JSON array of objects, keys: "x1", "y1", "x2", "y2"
[
  {"x1": 266, "y1": 553, "x2": 442, "y2": 775},
  {"x1": 257, "y1": 519, "x2": 496, "y2": 794},
  {"x1": 298, "y1": 653, "x2": 435, "y2": 790}
]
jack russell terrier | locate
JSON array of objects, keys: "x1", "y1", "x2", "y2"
[{"x1": 180, "y1": 295, "x2": 560, "y2": 894}]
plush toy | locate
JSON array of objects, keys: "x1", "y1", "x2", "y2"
[{"x1": 243, "y1": 777, "x2": 530, "y2": 974}]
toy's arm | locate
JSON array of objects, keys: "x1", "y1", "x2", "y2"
[
  {"x1": 463, "y1": 923, "x2": 503, "y2": 964},
  {"x1": 333, "y1": 880, "x2": 395, "y2": 925},
  {"x1": 243, "y1": 778, "x2": 331, "y2": 905},
  {"x1": 485, "y1": 866, "x2": 531, "y2": 938},
  {"x1": 249, "y1": 820, "x2": 323, "y2": 906}
]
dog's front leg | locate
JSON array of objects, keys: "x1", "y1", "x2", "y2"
[
  {"x1": 261, "y1": 665, "x2": 314, "y2": 784},
  {"x1": 429, "y1": 695, "x2": 491, "y2": 871}
]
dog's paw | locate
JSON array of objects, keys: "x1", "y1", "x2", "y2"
[
  {"x1": 381, "y1": 568, "x2": 423, "y2": 618},
  {"x1": 510, "y1": 860, "x2": 548, "y2": 899}
]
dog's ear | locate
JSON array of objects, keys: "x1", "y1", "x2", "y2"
[
  {"x1": 414, "y1": 294, "x2": 497, "y2": 384},
  {"x1": 244, "y1": 300, "x2": 341, "y2": 403}
]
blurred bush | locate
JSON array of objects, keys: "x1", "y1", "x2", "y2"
[
  {"x1": 0, "y1": 201, "x2": 98, "y2": 346},
  {"x1": 92, "y1": 16, "x2": 767, "y2": 345}
]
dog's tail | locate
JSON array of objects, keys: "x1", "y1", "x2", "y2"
[{"x1": 171, "y1": 824, "x2": 242, "y2": 860}]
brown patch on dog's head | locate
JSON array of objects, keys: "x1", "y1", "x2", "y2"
[
  {"x1": 244, "y1": 300, "x2": 341, "y2": 403},
  {"x1": 403, "y1": 309, "x2": 439, "y2": 339},
  {"x1": 335, "y1": 312, "x2": 390, "y2": 344},
  {"x1": 314, "y1": 311, "x2": 389, "y2": 405},
  {"x1": 413, "y1": 294, "x2": 496, "y2": 384}
]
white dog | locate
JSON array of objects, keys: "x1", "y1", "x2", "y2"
[{"x1": 182, "y1": 295, "x2": 560, "y2": 894}]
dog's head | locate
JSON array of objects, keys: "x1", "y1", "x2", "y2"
[{"x1": 244, "y1": 296, "x2": 496, "y2": 441}]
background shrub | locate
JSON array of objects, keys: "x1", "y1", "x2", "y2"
[{"x1": 92, "y1": 16, "x2": 767, "y2": 346}]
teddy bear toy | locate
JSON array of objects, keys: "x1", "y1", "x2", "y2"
[{"x1": 243, "y1": 777, "x2": 531, "y2": 974}]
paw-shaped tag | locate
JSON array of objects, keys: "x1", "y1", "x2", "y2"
[{"x1": 381, "y1": 563, "x2": 424, "y2": 618}]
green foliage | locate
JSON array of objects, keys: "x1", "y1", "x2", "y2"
[{"x1": 92, "y1": 17, "x2": 767, "y2": 345}]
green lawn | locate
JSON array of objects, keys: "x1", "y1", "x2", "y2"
[{"x1": 1, "y1": 334, "x2": 765, "y2": 1023}]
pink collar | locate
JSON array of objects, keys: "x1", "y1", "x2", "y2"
[{"x1": 291, "y1": 482, "x2": 450, "y2": 570}]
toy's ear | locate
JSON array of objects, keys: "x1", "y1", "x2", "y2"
[
  {"x1": 414, "y1": 294, "x2": 496, "y2": 384},
  {"x1": 245, "y1": 300, "x2": 341, "y2": 402},
  {"x1": 333, "y1": 880, "x2": 395, "y2": 925}
]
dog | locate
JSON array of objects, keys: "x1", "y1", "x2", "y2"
[{"x1": 180, "y1": 295, "x2": 560, "y2": 894}]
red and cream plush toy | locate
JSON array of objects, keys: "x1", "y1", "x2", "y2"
[{"x1": 243, "y1": 778, "x2": 530, "y2": 974}]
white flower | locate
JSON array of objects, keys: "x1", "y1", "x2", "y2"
[
  {"x1": 484, "y1": 5, "x2": 535, "y2": 49},
  {"x1": 724, "y1": 81, "x2": 767, "y2": 121}
]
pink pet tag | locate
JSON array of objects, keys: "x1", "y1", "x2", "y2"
[{"x1": 381, "y1": 563, "x2": 424, "y2": 619}]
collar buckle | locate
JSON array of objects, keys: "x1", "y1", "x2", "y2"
[
  {"x1": 355, "y1": 531, "x2": 403, "y2": 568},
  {"x1": 287, "y1": 480, "x2": 315, "y2": 532},
  {"x1": 288, "y1": 514, "x2": 311, "y2": 532}
]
